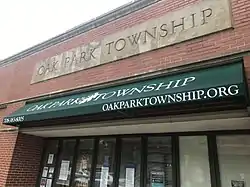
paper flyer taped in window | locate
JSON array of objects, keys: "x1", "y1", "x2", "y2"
[
  {"x1": 42, "y1": 167, "x2": 48, "y2": 178},
  {"x1": 125, "y1": 167, "x2": 135, "y2": 187},
  {"x1": 49, "y1": 167, "x2": 54, "y2": 174},
  {"x1": 47, "y1": 154, "x2": 54, "y2": 164},
  {"x1": 40, "y1": 178, "x2": 46, "y2": 187},
  {"x1": 100, "y1": 166, "x2": 109, "y2": 187},
  {"x1": 48, "y1": 173, "x2": 53, "y2": 178},
  {"x1": 59, "y1": 160, "x2": 70, "y2": 180},
  {"x1": 151, "y1": 171, "x2": 164, "y2": 187},
  {"x1": 46, "y1": 179, "x2": 52, "y2": 187}
]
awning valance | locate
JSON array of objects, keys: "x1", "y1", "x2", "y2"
[{"x1": 3, "y1": 62, "x2": 246, "y2": 125}]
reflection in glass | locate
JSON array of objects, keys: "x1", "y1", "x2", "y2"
[
  {"x1": 147, "y1": 137, "x2": 172, "y2": 187},
  {"x1": 94, "y1": 138, "x2": 116, "y2": 187},
  {"x1": 179, "y1": 136, "x2": 211, "y2": 187},
  {"x1": 55, "y1": 140, "x2": 76, "y2": 187},
  {"x1": 74, "y1": 139, "x2": 94, "y2": 187},
  {"x1": 217, "y1": 135, "x2": 250, "y2": 187},
  {"x1": 119, "y1": 138, "x2": 141, "y2": 187}
]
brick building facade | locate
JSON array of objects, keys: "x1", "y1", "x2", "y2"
[{"x1": 0, "y1": 0, "x2": 250, "y2": 186}]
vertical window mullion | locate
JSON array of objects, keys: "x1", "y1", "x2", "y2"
[
  {"x1": 36, "y1": 140, "x2": 48, "y2": 187},
  {"x1": 90, "y1": 138, "x2": 99, "y2": 187},
  {"x1": 207, "y1": 135, "x2": 221, "y2": 187},
  {"x1": 172, "y1": 135, "x2": 180, "y2": 187},
  {"x1": 69, "y1": 138, "x2": 80, "y2": 187},
  {"x1": 113, "y1": 137, "x2": 122, "y2": 187},
  {"x1": 140, "y1": 136, "x2": 148, "y2": 187},
  {"x1": 213, "y1": 136, "x2": 221, "y2": 187},
  {"x1": 52, "y1": 139, "x2": 63, "y2": 187}
]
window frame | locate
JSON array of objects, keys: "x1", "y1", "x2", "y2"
[{"x1": 36, "y1": 130, "x2": 250, "y2": 187}]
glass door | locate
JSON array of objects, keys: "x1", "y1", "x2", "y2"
[
  {"x1": 38, "y1": 140, "x2": 59, "y2": 187},
  {"x1": 118, "y1": 138, "x2": 142, "y2": 187},
  {"x1": 179, "y1": 136, "x2": 211, "y2": 187},
  {"x1": 94, "y1": 138, "x2": 116, "y2": 187},
  {"x1": 73, "y1": 139, "x2": 94, "y2": 187},
  {"x1": 217, "y1": 135, "x2": 250, "y2": 187},
  {"x1": 147, "y1": 137, "x2": 172, "y2": 187},
  {"x1": 54, "y1": 140, "x2": 76, "y2": 187}
]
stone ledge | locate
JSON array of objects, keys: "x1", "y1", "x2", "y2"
[
  {"x1": 0, "y1": 127, "x2": 18, "y2": 132},
  {"x1": 0, "y1": 0, "x2": 161, "y2": 67},
  {"x1": 0, "y1": 104, "x2": 7, "y2": 109}
]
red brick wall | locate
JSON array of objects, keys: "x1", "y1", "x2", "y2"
[
  {"x1": 0, "y1": 132, "x2": 17, "y2": 186},
  {"x1": 244, "y1": 56, "x2": 250, "y2": 84},
  {"x1": 4, "y1": 133, "x2": 44, "y2": 187},
  {"x1": 0, "y1": 104, "x2": 43, "y2": 187},
  {"x1": 0, "y1": 132, "x2": 43, "y2": 187},
  {"x1": 0, "y1": 0, "x2": 249, "y2": 105}
]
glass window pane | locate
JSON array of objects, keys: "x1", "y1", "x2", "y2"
[
  {"x1": 119, "y1": 138, "x2": 141, "y2": 187},
  {"x1": 74, "y1": 139, "x2": 94, "y2": 187},
  {"x1": 94, "y1": 138, "x2": 116, "y2": 187},
  {"x1": 147, "y1": 137, "x2": 172, "y2": 187},
  {"x1": 179, "y1": 136, "x2": 211, "y2": 187},
  {"x1": 39, "y1": 140, "x2": 59, "y2": 187},
  {"x1": 55, "y1": 140, "x2": 76, "y2": 187},
  {"x1": 217, "y1": 135, "x2": 250, "y2": 187}
]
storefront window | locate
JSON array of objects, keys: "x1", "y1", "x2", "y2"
[
  {"x1": 55, "y1": 140, "x2": 76, "y2": 187},
  {"x1": 39, "y1": 134, "x2": 250, "y2": 187},
  {"x1": 119, "y1": 138, "x2": 141, "y2": 187},
  {"x1": 217, "y1": 135, "x2": 250, "y2": 187},
  {"x1": 94, "y1": 138, "x2": 116, "y2": 187},
  {"x1": 179, "y1": 136, "x2": 211, "y2": 187},
  {"x1": 39, "y1": 140, "x2": 59, "y2": 187},
  {"x1": 73, "y1": 139, "x2": 94, "y2": 187},
  {"x1": 147, "y1": 137, "x2": 172, "y2": 187}
]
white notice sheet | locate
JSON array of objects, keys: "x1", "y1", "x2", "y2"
[
  {"x1": 125, "y1": 168, "x2": 135, "y2": 187},
  {"x1": 46, "y1": 179, "x2": 52, "y2": 187},
  {"x1": 100, "y1": 166, "x2": 109, "y2": 187},
  {"x1": 42, "y1": 167, "x2": 48, "y2": 178},
  {"x1": 59, "y1": 160, "x2": 70, "y2": 180},
  {"x1": 47, "y1": 154, "x2": 54, "y2": 164},
  {"x1": 49, "y1": 167, "x2": 54, "y2": 174}
]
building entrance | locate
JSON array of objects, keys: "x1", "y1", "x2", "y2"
[{"x1": 37, "y1": 133, "x2": 250, "y2": 187}]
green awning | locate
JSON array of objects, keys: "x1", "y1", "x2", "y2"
[{"x1": 3, "y1": 62, "x2": 246, "y2": 125}]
